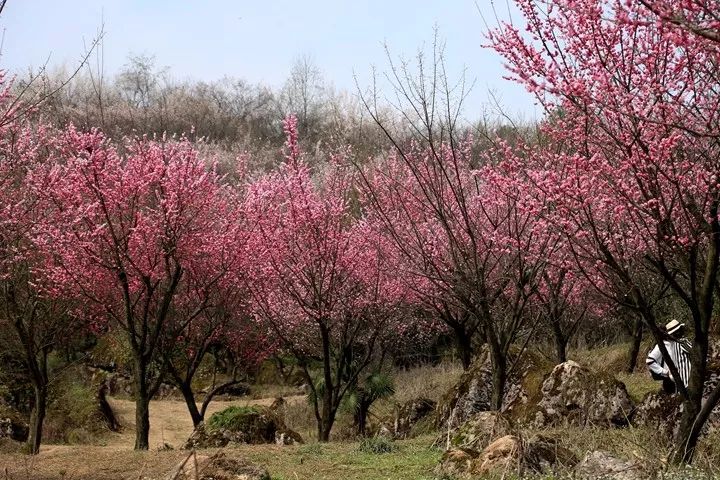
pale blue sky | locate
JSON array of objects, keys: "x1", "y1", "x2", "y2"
[{"x1": 1, "y1": 1, "x2": 538, "y2": 121}]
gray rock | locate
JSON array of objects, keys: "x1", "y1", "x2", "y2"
[
  {"x1": 436, "y1": 348, "x2": 543, "y2": 431},
  {"x1": 575, "y1": 450, "x2": 644, "y2": 480},
  {"x1": 436, "y1": 434, "x2": 576, "y2": 478},
  {"x1": 446, "y1": 411, "x2": 512, "y2": 452},
  {"x1": 632, "y1": 391, "x2": 682, "y2": 440},
  {"x1": 183, "y1": 406, "x2": 303, "y2": 449},
  {"x1": 533, "y1": 361, "x2": 634, "y2": 427}
]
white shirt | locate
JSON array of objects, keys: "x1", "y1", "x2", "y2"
[{"x1": 646, "y1": 340, "x2": 691, "y2": 387}]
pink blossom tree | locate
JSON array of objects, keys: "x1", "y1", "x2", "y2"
[
  {"x1": 0, "y1": 73, "x2": 81, "y2": 455},
  {"x1": 35, "y1": 130, "x2": 235, "y2": 450},
  {"x1": 360, "y1": 138, "x2": 548, "y2": 410},
  {"x1": 489, "y1": 0, "x2": 720, "y2": 462},
  {"x1": 244, "y1": 115, "x2": 404, "y2": 441}
]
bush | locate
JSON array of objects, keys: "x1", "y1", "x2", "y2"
[
  {"x1": 44, "y1": 371, "x2": 110, "y2": 444},
  {"x1": 358, "y1": 436, "x2": 397, "y2": 454}
]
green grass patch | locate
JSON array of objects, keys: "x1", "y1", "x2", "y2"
[{"x1": 235, "y1": 434, "x2": 442, "y2": 480}]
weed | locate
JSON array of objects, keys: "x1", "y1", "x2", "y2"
[{"x1": 358, "y1": 436, "x2": 398, "y2": 454}]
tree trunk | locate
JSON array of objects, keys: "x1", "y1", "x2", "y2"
[
  {"x1": 97, "y1": 384, "x2": 120, "y2": 432},
  {"x1": 26, "y1": 384, "x2": 47, "y2": 455},
  {"x1": 550, "y1": 318, "x2": 567, "y2": 364},
  {"x1": 318, "y1": 412, "x2": 335, "y2": 442},
  {"x1": 178, "y1": 381, "x2": 203, "y2": 428},
  {"x1": 317, "y1": 322, "x2": 337, "y2": 442},
  {"x1": 454, "y1": 328, "x2": 473, "y2": 370},
  {"x1": 489, "y1": 345, "x2": 507, "y2": 411},
  {"x1": 627, "y1": 318, "x2": 643, "y2": 373},
  {"x1": 134, "y1": 360, "x2": 151, "y2": 450},
  {"x1": 672, "y1": 331, "x2": 709, "y2": 463},
  {"x1": 355, "y1": 399, "x2": 371, "y2": 436}
]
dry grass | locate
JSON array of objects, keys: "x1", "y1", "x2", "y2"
[
  {"x1": 0, "y1": 434, "x2": 441, "y2": 480},
  {"x1": 390, "y1": 361, "x2": 464, "y2": 406}
]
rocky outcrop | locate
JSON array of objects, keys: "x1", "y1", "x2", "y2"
[
  {"x1": 183, "y1": 422, "x2": 233, "y2": 449},
  {"x1": 531, "y1": 361, "x2": 634, "y2": 427},
  {"x1": 632, "y1": 391, "x2": 683, "y2": 440},
  {"x1": 393, "y1": 397, "x2": 435, "y2": 439},
  {"x1": 436, "y1": 434, "x2": 576, "y2": 478},
  {"x1": 436, "y1": 348, "x2": 547, "y2": 431},
  {"x1": 274, "y1": 428, "x2": 304, "y2": 445},
  {"x1": 575, "y1": 450, "x2": 644, "y2": 480},
  {"x1": 444, "y1": 411, "x2": 512, "y2": 452},
  {"x1": 183, "y1": 406, "x2": 303, "y2": 449}
]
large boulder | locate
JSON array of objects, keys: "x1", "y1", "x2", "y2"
[
  {"x1": 183, "y1": 406, "x2": 303, "y2": 449},
  {"x1": 437, "y1": 447, "x2": 477, "y2": 477},
  {"x1": 437, "y1": 434, "x2": 576, "y2": 478},
  {"x1": 575, "y1": 450, "x2": 644, "y2": 480},
  {"x1": 436, "y1": 348, "x2": 548, "y2": 431},
  {"x1": 183, "y1": 422, "x2": 234, "y2": 449},
  {"x1": 393, "y1": 397, "x2": 436, "y2": 439},
  {"x1": 441, "y1": 411, "x2": 511, "y2": 452},
  {"x1": 632, "y1": 391, "x2": 683, "y2": 440},
  {"x1": 531, "y1": 361, "x2": 634, "y2": 427}
]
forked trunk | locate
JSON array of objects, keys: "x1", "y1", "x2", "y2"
[{"x1": 179, "y1": 381, "x2": 203, "y2": 427}]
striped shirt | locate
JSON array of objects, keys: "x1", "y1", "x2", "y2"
[{"x1": 646, "y1": 340, "x2": 692, "y2": 387}]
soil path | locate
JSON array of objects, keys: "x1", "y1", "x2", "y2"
[
  {"x1": 0, "y1": 394, "x2": 303, "y2": 479},
  {"x1": 40, "y1": 394, "x2": 303, "y2": 454}
]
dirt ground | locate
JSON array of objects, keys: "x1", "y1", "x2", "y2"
[{"x1": 0, "y1": 395, "x2": 302, "y2": 480}]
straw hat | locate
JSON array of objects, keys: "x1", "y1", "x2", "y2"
[{"x1": 665, "y1": 319, "x2": 685, "y2": 335}]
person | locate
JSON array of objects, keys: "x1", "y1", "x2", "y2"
[{"x1": 646, "y1": 319, "x2": 692, "y2": 394}]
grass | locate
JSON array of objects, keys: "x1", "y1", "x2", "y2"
[{"x1": 241, "y1": 435, "x2": 442, "y2": 480}]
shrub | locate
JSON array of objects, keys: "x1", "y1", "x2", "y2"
[{"x1": 358, "y1": 436, "x2": 397, "y2": 454}]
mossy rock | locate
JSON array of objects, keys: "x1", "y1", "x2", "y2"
[
  {"x1": 207, "y1": 406, "x2": 277, "y2": 444},
  {"x1": 437, "y1": 433, "x2": 576, "y2": 478},
  {"x1": 632, "y1": 391, "x2": 682, "y2": 440},
  {"x1": 186, "y1": 405, "x2": 304, "y2": 448},
  {"x1": 448, "y1": 411, "x2": 512, "y2": 452},
  {"x1": 525, "y1": 361, "x2": 635, "y2": 428}
]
